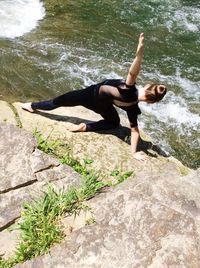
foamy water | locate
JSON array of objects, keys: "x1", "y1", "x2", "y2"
[
  {"x1": 165, "y1": 7, "x2": 200, "y2": 33},
  {"x1": 20, "y1": 39, "x2": 200, "y2": 135},
  {"x1": 0, "y1": 0, "x2": 45, "y2": 39},
  {"x1": 141, "y1": 97, "x2": 200, "y2": 131}
]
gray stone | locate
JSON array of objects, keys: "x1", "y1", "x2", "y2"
[
  {"x1": 0, "y1": 228, "x2": 20, "y2": 259},
  {"x1": 15, "y1": 175, "x2": 200, "y2": 268},
  {"x1": 1, "y1": 101, "x2": 199, "y2": 267},
  {"x1": 29, "y1": 148, "x2": 60, "y2": 174},
  {"x1": 0, "y1": 123, "x2": 37, "y2": 192},
  {"x1": 0, "y1": 122, "x2": 82, "y2": 231},
  {"x1": 0, "y1": 181, "x2": 45, "y2": 230}
]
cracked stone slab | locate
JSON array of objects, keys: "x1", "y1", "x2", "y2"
[
  {"x1": 15, "y1": 178, "x2": 200, "y2": 268},
  {"x1": 35, "y1": 161, "x2": 81, "y2": 183},
  {"x1": 0, "y1": 123, "x2": 37, "y2": 192},
  {"x1": 29, "y1": 148, "x2": 60, "y2": 174},
  {"x1": 0, "y1": 170, "x2": 82, "y2": 232},
  {"x1": 0, "y1": 104, "x2": 198, "y2": 267},
  {"x1": 0, "y1": 122, "x2": 82, "y2": 230},
  {"x1": 0, "y1": 175, "x2": 82, "y2": 257},
  {"x1": 0, "y1": 182, "x2": 43, "y2": 230},
  {"x1": 0, "y1": 101, "x2": 17, "y2": 126}
]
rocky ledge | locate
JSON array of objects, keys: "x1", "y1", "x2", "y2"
[{"x1": 0, "y1": 100, "x2": 200, "y2": 267}]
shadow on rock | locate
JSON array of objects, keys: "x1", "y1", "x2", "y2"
[{"x1": 35, "y1": 110, "x2": 169, "y2": 158}]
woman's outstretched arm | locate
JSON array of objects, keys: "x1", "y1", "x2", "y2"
[{"x1": 126, "y1": 32, "x2": 144, "y2": 86}]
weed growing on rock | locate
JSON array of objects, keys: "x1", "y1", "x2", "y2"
[
  {"x1": 15, "y1": 168, "x2": 107, "y2": 261},
  {"x1": 0, "y1": 257, "x2": 15, "y2": 268},
  {"x1": 60, "y1": 154, "x2": 92, "y2": 176},
  {"x1": 14, "y1": 188, "x2": 80, "y2": 262},
  {"x1": 110, "y1": 169, "x2": 134, "y2": 184},
  {"x1": 1, "y1": 155, "x2": 108, "y2": 267},
  {"x1": 61, "y1": 154, "x2": 105, "y2": 199},
  {"x1": 85, "y1": 217, "x2": 96, "y2": 225},
  {"x1": 33, "y1": 129, "x2": 60, "y2": 154}
]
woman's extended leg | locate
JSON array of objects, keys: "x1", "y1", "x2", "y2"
[
  {"x1": 21, "y1": 85, "x2": 120, "y2": 132},
  {"x1": 21, "y1": 85, "x2": 95, "y2": 112}
]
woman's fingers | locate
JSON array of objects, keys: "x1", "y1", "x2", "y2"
[{"x1": 133, "y1": 151, "x2": 148, "y2": 163}]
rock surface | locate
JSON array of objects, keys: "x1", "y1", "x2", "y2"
[
  {"x1": 13, "y1": 102, "x2": 181, "y2": 178},
  {"x1": 16, "y1": 169, "x2": 200, "y2": 268},
  {"x1": 0, "y1": 122, "x2": 82, "y2": 257},
  {"x1": 0, "y1": 100, "x2": 199, "y2": 267}
]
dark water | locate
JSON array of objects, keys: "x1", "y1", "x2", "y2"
[{"x1": 0, "y1": 0, "x2": 199, "y2": 168}]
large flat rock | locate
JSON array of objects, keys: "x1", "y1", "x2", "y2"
[
  {"x1": 16, "y1": 175, "x2": 200, "y2": 268},
  {"x1": 13, "y1": 102, "x2": 183, "y2": 178},
  {"x1": 14, "y1": 102, "x2": 107, "y2": 140}
]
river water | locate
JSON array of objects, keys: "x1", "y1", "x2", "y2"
[{"x1": 0, "y1": 0, "x2": 199, "y2": 168}]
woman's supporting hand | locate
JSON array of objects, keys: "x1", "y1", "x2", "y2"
[{"x1": 132, "y1": 151, "x2": 148, "y2": 163}]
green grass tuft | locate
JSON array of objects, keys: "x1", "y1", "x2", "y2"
[
  {"x1": 33, "y1": 129, "x2": 60, "y2": 155},
  {"x1": 15, "y1": 186, "x2": 65, "y2": 262},
  {"x1": 0, "y1": 257, "x2": 16, "y2": 268},
  {"x1": 111, "y1": 169, "x2": 134, "y2": 184}
]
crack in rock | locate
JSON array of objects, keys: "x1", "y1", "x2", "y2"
[
  {"x1": 34, "y1": 163, "x2": 60, "y2": 174},
  {"x1": 0, "y1": 179, "x2": 38, "y2": 194}
]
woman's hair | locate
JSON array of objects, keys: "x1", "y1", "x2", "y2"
[{"x1": 145, "y1": 84, "x2": 167, "y2": 103}]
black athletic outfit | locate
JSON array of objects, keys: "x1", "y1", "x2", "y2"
[{"x1": 31, "y1": 79, "x2": 141, "y2": 131}]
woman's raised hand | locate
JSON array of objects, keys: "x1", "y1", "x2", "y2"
[
  {"x1": 136, "y1": 33, "x2": 144, "y2": 54},
  {"x1": 139, "y1": 32, "x2": 144, "y2": 45}
]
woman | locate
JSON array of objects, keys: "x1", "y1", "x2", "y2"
[{"x1": 21, "y1": 33, "x2": 167, "y2": 162}]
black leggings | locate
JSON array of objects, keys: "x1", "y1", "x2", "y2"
[{"x1": 31, "y1": 85, "x2": 120, "y2": 131}]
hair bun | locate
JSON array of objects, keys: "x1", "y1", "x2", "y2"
[{"x1": 157, "y1": 85, "x2": 167, "y2": 95}]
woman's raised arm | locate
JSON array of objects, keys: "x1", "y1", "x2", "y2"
[{"x1": 126, "y1": 33, "x2": 144, "y2": 86}]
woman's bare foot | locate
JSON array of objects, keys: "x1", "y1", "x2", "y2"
[
  {"x1": 21, "y1": 103, "x2": 34, "y2": 113},
  {"x1": 67, "y1": 123, "x2": 87, "y2": 132}
]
